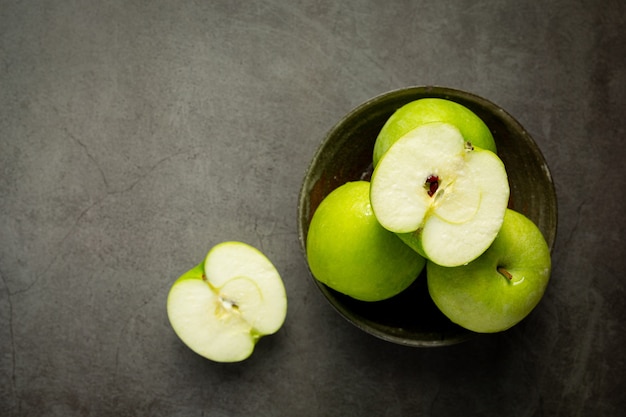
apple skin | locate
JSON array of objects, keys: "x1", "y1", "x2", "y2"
[
  {"x1": 372, "y1": 98, "x2": 496, "y2": 166},
  {"x1": 426, "y1": 209, "x2": 551, "y2": 333},
  {"x1": 170, "y1": 261, "x2": 204, "y2": 287},
  {"x1": 306, "y1": 181, "x2": 426, "y2": 301}
]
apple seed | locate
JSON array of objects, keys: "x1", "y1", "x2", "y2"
[
  {"x1": 425, "y1": 175, "x2": 439, "y2": 197},
  {"x1": 202, "y1": 273, "x2": 241, "y2": 313},
  {"x1": 219, "y1": 297, "x2": 239, "y2": 311}
]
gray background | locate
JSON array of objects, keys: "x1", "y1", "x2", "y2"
[{"x1": 1, "y1": 0, "x2": 625, "y2": 416}]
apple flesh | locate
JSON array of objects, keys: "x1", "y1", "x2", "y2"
[
  {"x1": 306, "y1": 181, "x2": 425, "y2": 301},
  {"x1": 167, "y1": 241, "x2": 287, "y2": 362},
  {"x1": 427, "y1": 209, "x2": 552, "y2": 333},
  {"x1": 373, "y1": 98, "x2": 496, "y2": 166},
  {"x1": 370, "y1": 122, "x2": 510, "y2": 267}
]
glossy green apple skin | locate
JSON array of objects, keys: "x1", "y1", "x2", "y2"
[
  {"x1": 171, "y1": 262, "x2": 204, "y2": 285},
  {"x1": 306, "y1": 181, "x2": 426, "y2": 302},
  {"x1": 372, "y1": 98, "x2": 496, "y2": 166},
  {"x1": 427, "y1": 209, "x2": 551, "y2": 333}
]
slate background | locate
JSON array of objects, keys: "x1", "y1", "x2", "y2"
[{"x1": 1, "y1": 0, "x2": 625, "y2": 416}]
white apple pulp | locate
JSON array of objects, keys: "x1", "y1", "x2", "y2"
[
  {"x1": 167, "y1": 242, "x2": 287, "y2": 363},
  {"x1": 370, "y1": 122, "x2": 510, "y2": 267}
]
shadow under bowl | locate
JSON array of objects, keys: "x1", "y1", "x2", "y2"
[{"x1": 297, "y1": 86, "x2": 557, "y2": 347}]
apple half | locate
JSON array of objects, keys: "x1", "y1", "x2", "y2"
[
  {"x1": 167, "y1": 241, "x2": 287, "y2": 362},
  {"x1": 370, "y1": 122, "x2": 510, "y2": 267}
]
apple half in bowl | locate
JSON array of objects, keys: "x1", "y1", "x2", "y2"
[{"x1": 297, "y1": 86, "x2": 557, "y2": 347}]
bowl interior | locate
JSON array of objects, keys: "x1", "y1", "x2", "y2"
[{"x1": 298, "y1": 86, "x2": 557, "y2": 347}]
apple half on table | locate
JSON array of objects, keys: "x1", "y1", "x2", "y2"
[
  {"x1": 167, "y1": 241, "x2": 287, "y2": 363},
  {"x1": 370, "y1": 122, "x2": 510, "y2": 267}
]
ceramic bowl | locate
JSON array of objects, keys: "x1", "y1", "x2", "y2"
[{"x1": 297, "y1": 86, "x2": 557, "y2": 347}]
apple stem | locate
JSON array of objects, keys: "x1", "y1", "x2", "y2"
[{"x1": 497, "y1": 267, "x2": 513, "y2": 280}]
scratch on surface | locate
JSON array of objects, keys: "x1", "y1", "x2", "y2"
[
  {"x1": 428, "y1": 380, "x2": 442, "y2": 415},
  {"x1": 224, "y1": 0, "x2": 402, "y2": 96},
  {"x1": 0, "y1": 270, "x2": 19, "y2": 413},
  {"x1": 252, "y1": 217, "x2": 295, "y2": 257},
  {"x1": 111, "y1": 144, "x2": 208, "y2": 197},
  {"x1": 9, "y1": 196, "x2": 104, "y2": 297},
  {"x1": 67, "y1": 130, "x2": 110, "y2": 191},
  {"x1": 66, "y1": 126, "x2": 208, "y2": 197},
  {"x1": 253, "y1": 217, "x2": 271, "y2": 254},
  {"x1": 6, "y1": 130, "x2": 114, "y2": 295},
  {"x1": 11, "y1": 140, "x2": 207, "y2": 297},
  {"x1": 113, "y1": 281, "x2": 171, "y2": 383},
  {"x1": 553, "y1": 197, "x2": 589, "y2": 270},
  {"x1": 558, "y1": 289, "x2": 604, "y2": 416},
  {"x1": 119, "y1": 148, "x2": 191, "y2": 195}
]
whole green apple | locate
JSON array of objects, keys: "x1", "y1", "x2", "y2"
[
  {"x1": 372, "y1": 98, "x2": 496, "y2": 166},
  {"x1": 427, "y1": 209, "x2": 551, "y2": 333},
  {"x1": 306, "y1": 181, "x2": 425, "y2": 301}
]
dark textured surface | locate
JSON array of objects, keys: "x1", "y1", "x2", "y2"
[{"x1": 1, "y1": 0, "x2": 625, "y2": 416}]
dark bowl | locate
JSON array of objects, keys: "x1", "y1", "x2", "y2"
[{"x1": 297, "y1": 86, "x2": 558, "y2": 347}]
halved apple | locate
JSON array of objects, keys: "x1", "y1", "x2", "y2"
[
  {"x1": 369, "y1": 122, "x2": 510, "y2": 267},
  {"x1": 167, "y1": 241, "x2": 287, "y2": 362}
]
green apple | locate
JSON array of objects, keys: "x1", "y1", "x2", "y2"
[
  {"x1": 306, "y1": 181, "x2": 425, "y2": 301},
  {"x1": 373, "y1": 97, "x2": 496, "y2": 166},
  {"x1": 370, "y1": 122, "x2": 509, "y2": 267},
  {"x1": 167, "y1": 241, "x2": 287, "y2": 362},
  {"x1": 427, "y1": 209, "x2": 551, "y2": 333}
]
